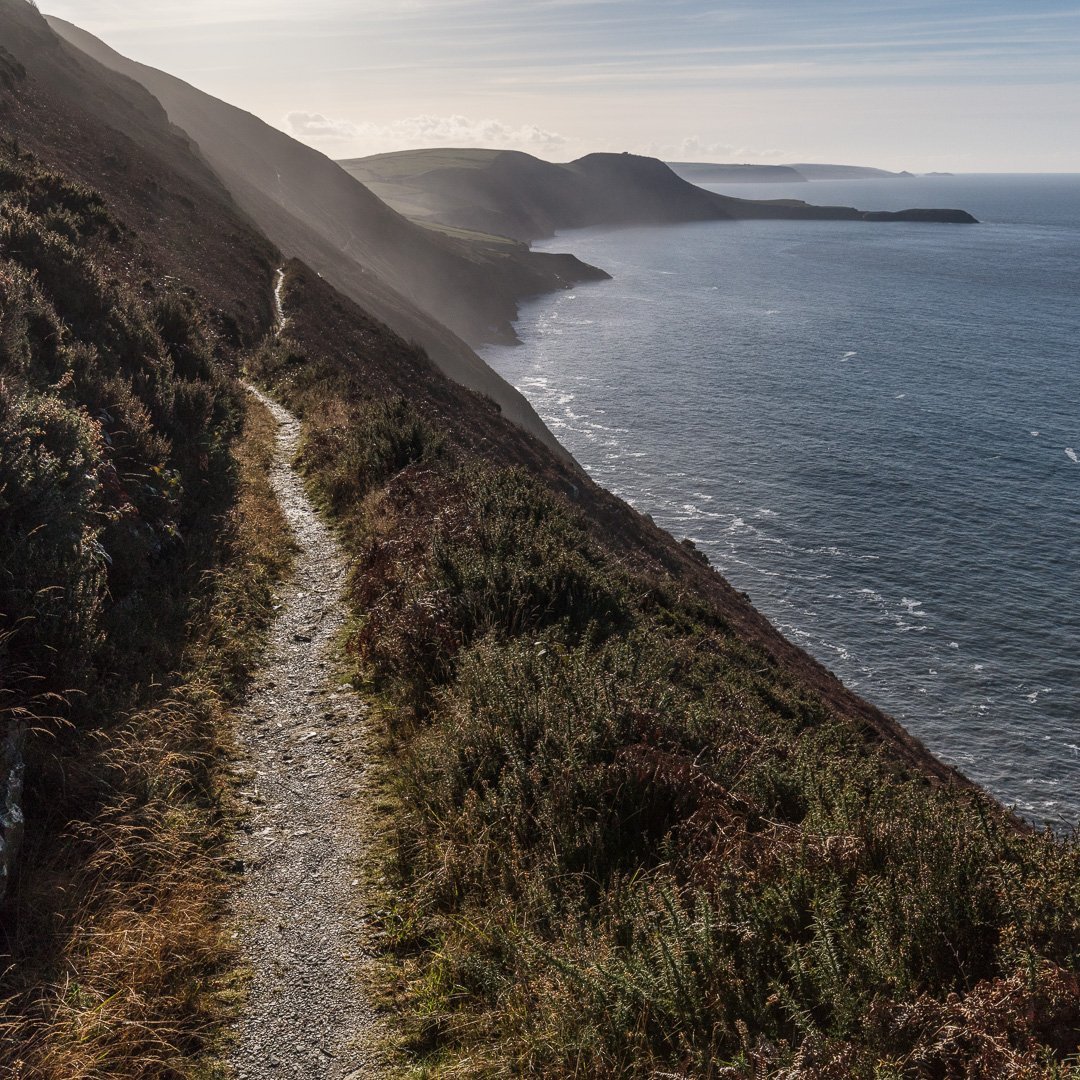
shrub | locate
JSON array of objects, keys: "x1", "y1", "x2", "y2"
[
  {"x1": 295, "y1": 381, "x2": 1080, "y2": 1076},
  {"x1": 0, "y1": 381, "x2": 108, "y2": 691}
]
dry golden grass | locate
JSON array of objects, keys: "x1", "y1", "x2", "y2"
[{"x1": 0, "y1": 392, "x2": 292, "y2": 1079}]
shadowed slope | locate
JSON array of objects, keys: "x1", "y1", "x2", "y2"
[{"x1": 0, "y1": 0, "x2": 276, "y2": 338}]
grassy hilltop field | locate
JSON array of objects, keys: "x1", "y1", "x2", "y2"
[{"x1": 0, "y1": 2, "x2": 1077, "y2": 1077}]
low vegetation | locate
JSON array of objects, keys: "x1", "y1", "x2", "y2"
[
  {"x1": 0, "y1": 143, "x2": 291, "y2": 1076},
  {"x1": 1, "y1": 137, "x2": 1076, "y2": 1078},
  {"x1": 252, "y1": 284, "x2": 1080, "y2": 1078}
]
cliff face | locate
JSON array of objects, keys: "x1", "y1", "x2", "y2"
[
  {"x1": 787, "y1": 162, "x2": 914, "y2": 179},
  {"x1": 0, "y1": 729, "x2": 23, "y2": 901},
  {"x1": 673, "y1": 162, "x2": 921, "y2": 182}
]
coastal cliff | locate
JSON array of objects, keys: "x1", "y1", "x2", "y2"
[
  {"x1": 666, "y1": 161, "x2": 919, "y2": 183},
  {"x1": 1, "y1": 4, "x2": 1075, "y2": 1078}
]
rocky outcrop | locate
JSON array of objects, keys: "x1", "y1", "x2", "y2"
[
  {"x1": 0, "y1": 723, "x2": 25, "y2": 901},
  {"x1": 0, "y1": 44, "x2": 26, "y2": 90}
]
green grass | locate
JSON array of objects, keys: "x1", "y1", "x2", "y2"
[{"x1": 413, "y1": 219, "x2": 523, "y2": 248}]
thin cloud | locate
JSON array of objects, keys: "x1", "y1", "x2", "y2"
[
  {"x1": 283, "y1": 111, "x2": 569, "y2": 155},
  {"x1": 285, "y1": 111, "x2": 357, "y2": 140},
  {"x1": 41, "y1": 0, "x2": 1080, "y2": 170}
]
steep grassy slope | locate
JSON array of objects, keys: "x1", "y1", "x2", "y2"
[
  {"x1": 341, "y1": 148, "x2": 976, "y2": 243},
  {"x1": 0, "y1": 137, "x2": 293, "y2": 1076},
  {"x1": 46, "y1": 18, "x2": 603, "y2": 455},
  {"x1": 0, "y1": 2, "x2": 294, "y2": 1069},
  {"x1": 249, "y1": 263, "x2": 1078, "y2": 1078}
]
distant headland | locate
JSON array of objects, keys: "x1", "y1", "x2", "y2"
[
  {"x1": 667, "y1": 161, "x2": 918, "y2": 183},
  {"x1": 340, "y1": 149, "x2": 977, "y2": 245}
]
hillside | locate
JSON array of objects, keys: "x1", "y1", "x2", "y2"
[
  {"x1": 3, "y1": 3, "x2": 1077, "y2": 1077},
  {"x1": 46, "y1": 18, "x2": 603, "y2": 452},
  {"x1": 344, "y1": 147, "x2": 737, "y2": 242},
  {"x1": 0, "y1": 1, "x2": 297, "y2": 1067},
  {"x1": 341, "y1": 148, "x2": 976, "y2": 243},
  {"x1": 0, "y1": 0, "x2": 275, "y2": 334}
]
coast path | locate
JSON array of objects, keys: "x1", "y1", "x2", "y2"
[{"x1": 226, "y1": 380, "x2": 389, "y2": 1080}]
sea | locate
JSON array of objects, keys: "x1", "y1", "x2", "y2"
[{"x1": 481, "y1": 174, "x2": 1080, "y2": 831}]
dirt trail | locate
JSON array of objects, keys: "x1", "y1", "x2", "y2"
[
  {"x1": 228, "y1": 385, "x2": 387, "y2": 1079},
  {"x1": 272, "y1": 267, "x2": 289, "y2": 335}
]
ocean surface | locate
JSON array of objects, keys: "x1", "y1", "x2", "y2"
[{"x1": 481, "y1": 174, "x2": 1080, "y2": 830}]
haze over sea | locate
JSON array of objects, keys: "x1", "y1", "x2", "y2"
[{"x1": 483, "y1": 174, "x2": 1080, "y2": 830}]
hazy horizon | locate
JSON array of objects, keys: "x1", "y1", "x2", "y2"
[{"x1": 42, "y1": 1, "x2": 1080, "y2": 173}]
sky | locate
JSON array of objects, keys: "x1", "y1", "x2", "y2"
[{"x1": 41, "y1": 0, "x2": 1080, "y2": 171}]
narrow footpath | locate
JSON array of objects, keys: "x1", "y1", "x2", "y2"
[{"x1": 227, "y1": 385, "x2": 387, "y2": 1079}]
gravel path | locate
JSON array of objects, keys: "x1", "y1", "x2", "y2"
[
  {"x1": 272, "y1": 268, "x2": 289, "y2": 335},
  {"x1": 227, "y1": 385, "x2": 387, "y2": 1080}
]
